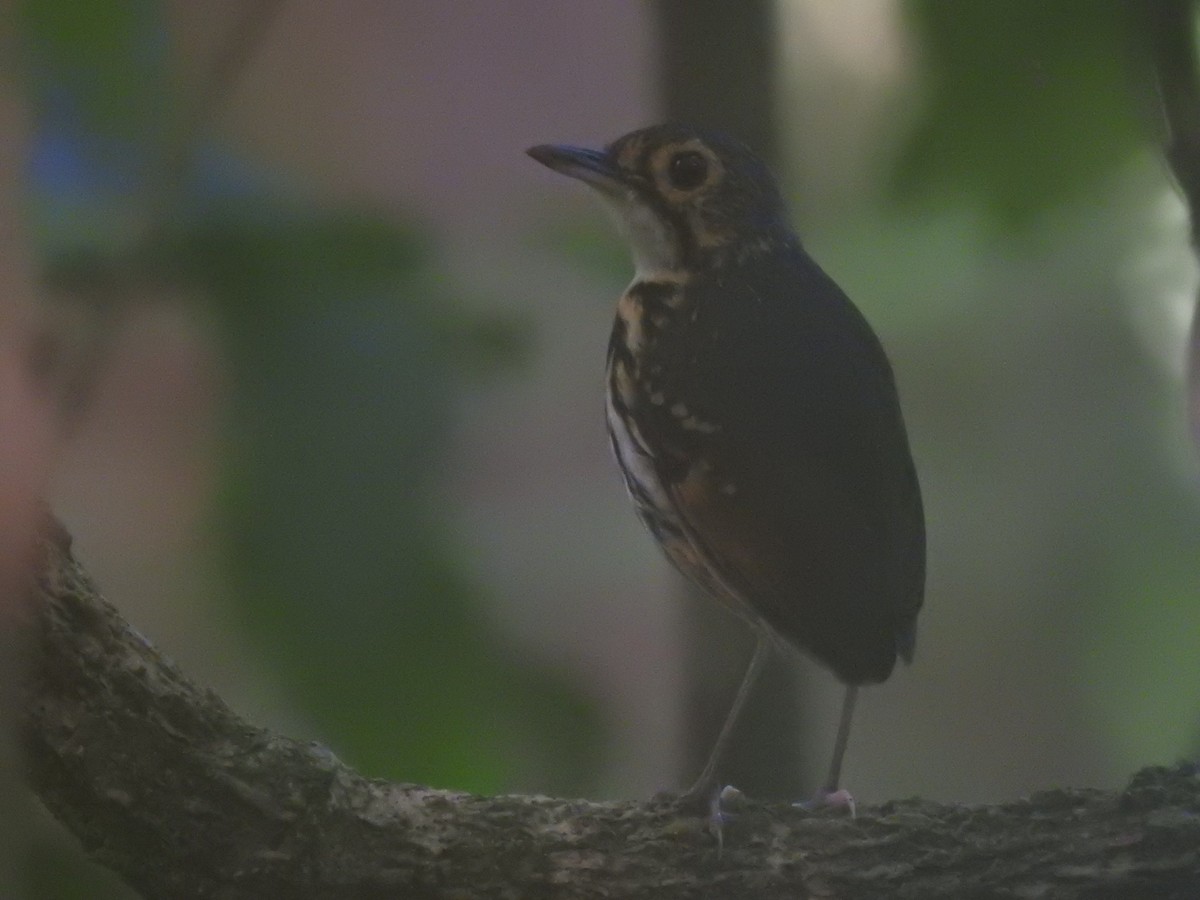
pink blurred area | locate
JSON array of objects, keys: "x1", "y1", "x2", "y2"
[
  {"x1": 0, "y1": 76, "x2": 58, "y2": 615},
  {"x1": 199, "y1": 0, "x2": 656, "y2": 225}
]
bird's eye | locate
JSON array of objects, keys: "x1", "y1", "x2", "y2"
[{"x1": 667, "y1": 151, "x2": 708, "y2": 190}]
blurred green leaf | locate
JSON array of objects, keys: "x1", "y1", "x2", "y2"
[
  {"x1": 534, "y1": 215, "x2": 629, "y2": 287},
  {"x1": 434, "y1": 307, "x2": 533, "y2": 377},
  {"x1": 18, "y1": 0, "x2": 166, "y2": 138},
  {"x1": 1086, "y1": 545, "x2": 1200, "y2": 772},
  {"x1": 896, "y1": 0, "x2": 1148, "y2": 224},
  {"x1": 157, "y1": 203, "x2": 601, "y2": 793},
  {"x1": 166, "y1": 210, "x2": 430, "y2": 322}
]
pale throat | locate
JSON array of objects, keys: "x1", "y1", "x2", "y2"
[{"x1": 598, "y1": 191, "x2": 681, "y2": 281}]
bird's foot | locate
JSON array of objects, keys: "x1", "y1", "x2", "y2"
[
  {"x1": 672, "y1": 782, "x2": 743, "y2": 854},
  {"x1": 794, "y1": 787, "x2": 857, "y2": 818},
  {"x1": 707, "y1": 785, "x2": 746, "y2": 855}
]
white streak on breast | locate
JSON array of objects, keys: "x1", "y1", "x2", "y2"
[
  {"x1": 605, "y1": 374, "x2": 671, "y2": 513},
  {"x1": 616, "y1": 290, "x2": 644, "y2": 355}
]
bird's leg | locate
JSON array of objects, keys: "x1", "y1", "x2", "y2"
[
  {"x1": 681, "y1": 628, "x2": 772, "y2": 805},
  {"x1": 823, "y1": 683, "x2": 858, "y2": 794},
  {"x1": 798, "y1": 684, "x2": 859, "y2": 816}
]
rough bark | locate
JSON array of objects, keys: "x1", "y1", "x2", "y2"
[{"x1": 16, "y1": 525, "x2": 1200, "y2": 899}]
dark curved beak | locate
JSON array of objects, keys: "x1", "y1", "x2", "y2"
[{"x1": 526, "y1": 144, "x2": 623, "y2": 193}]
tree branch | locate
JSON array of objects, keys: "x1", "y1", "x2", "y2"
[{"x1": 16, "y1": 525, "x2": 1200, "y2": 898}]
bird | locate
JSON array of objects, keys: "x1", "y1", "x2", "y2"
[{"x1": 527, "y1": 124, "x2": 925, "y2": 811}]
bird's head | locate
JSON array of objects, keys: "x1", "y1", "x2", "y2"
[{"x1": 528, "y1": 124, "x2": 793, "y2": 277}]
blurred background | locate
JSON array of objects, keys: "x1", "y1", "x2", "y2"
[{"x1": 3, "y1": 1, "x2": 1200, "y2": 895}]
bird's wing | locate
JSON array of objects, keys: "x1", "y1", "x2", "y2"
[{"x1": 647, "y1": 257, "x2": 925, "y2": 684}]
